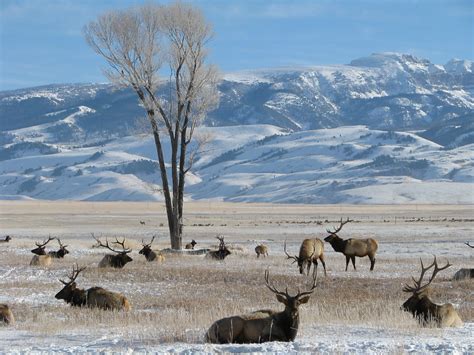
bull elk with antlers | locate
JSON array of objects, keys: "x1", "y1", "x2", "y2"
[
  {"x1": 324, "y1": 218, "x2": 378, "y2": 271},
  {"x1": 206, "y1": 270, "x2": 318, "y2": 343},
  {"x1": 55, "y1": 264, "x2": 131, "y2": 311},
  {"x1": 0, "y1": 304, "x2": 14, "y2": 325},
  {"x1": 139, "y1": 236, "x2": 165, "y2": 262},
  {"x1": 92, "y1": 235, "x2": 133, "y2": 268},
  {"x1": 207, "y1": 236, "x2": 231, "y2": 260},
  {"x1": 30, "y1": 236, "x2": 54, "y2": 266},
  {"x1": 402, "y1": 256, "x2": 462, "y2": 327},
  {"x1": 48, "y1": 238, "x2": 69, "y2": 259},
  {"x1": 285, "y1": 239, "x2": 326, "y2": 276}
]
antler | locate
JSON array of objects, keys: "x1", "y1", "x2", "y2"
[
  {"x1": 284, "y1": 241, "x2": 299, "y2": 264},
  {"x1": 35, "y1": 236, "x2": 54, "y2": 247},
  {"x1": 59, "y1": 264, "x2": 86, "y2": 285},
  {"x1": 294, "y1": 271, "x2": 318, "y2": 299},
  {"x1": 326, "y1": 218, "x2": 353, "y2": 234},
  {"x1": 403, "y1": 256, "x2": 451, "y2": 293},
  {"x1": 56, "y1": 238, "x2": 67, "y2": 248},
  {"x1": 92, "y1": 235, "x2": 131, "y2": 254},
  {"x1": 465, "y1": 242, "x2": 474, "y2": 249},
  {"x1": 264, "y1": 269, "x2": 290, "y2": 298},
  {"x1": 216, "y1": 236, "x2": 225, "y2": 250},
  {"x1": 142, "y1": 235, "x2": 155, "y2": 247}
]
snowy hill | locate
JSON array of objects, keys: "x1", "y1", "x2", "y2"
[{"x1": 0, "y1": 53, "x2": 473, "y2": 203}]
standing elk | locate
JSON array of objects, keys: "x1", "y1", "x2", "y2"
[
  {"x1": 55, "y1": 264, "x2": 131, "y2": 311},
  {"x1": 48, "y1": 238, "x2": 69, "y2": 259},
  {"x1": 453, "y1": 242, "x2": 474, "y2": 280},
  {"x1": 0, "y1": 304, "x2": 14, "y2": 325},
  {"x1": 139, "y1": 236, "x2": 165, "y2": 262},
  {"x1": 207, "y1": 236, "x2": 231, "y2": 260},
  {"x1": 185, "y1": 239, "x2": 197, "y2": 250},
  {"x1": 0, "y1": 236, "x2": 11, "y2": 243},
  {"x1": 206, "y1": 270, "x2": 317, "y2": 343},
  {"x1": 402, "y1": 256, "x2": 462, "y2": 327},
  {"x1": 285, "y1": 239, "x2": 326, "y2": 276},
  {"x1": 30, "y1": 236, "x2": 54, "y2": 266},
  {"x1": 255, "y1": 244, "x2": 269, "y2": 258},
  {"x1": 324, "y1": 218, "x2": 378, "y2": 271},
  {"x1": 92, "y1": 235, "x2": 133, "y2": 268},
  {"x1": 140, "y1": 220, "x2": 146, "y2": 225}
]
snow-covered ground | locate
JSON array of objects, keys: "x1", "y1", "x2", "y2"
[{"x1": 0, "y1": 202, "x2": 473, "y2": 353}]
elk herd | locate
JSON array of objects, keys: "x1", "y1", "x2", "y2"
[{"x1": 0, "y1": 218, "x2": 472, "y2": 345}]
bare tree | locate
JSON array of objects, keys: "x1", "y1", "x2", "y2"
[{"x1": 84, "y1": 2, "x2": 219, "y2": 249}]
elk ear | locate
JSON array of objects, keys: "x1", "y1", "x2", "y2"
[
  {"x1": 298, "y1": 295, "x2": 311, "y2": 304},
  {"x1": 276, "y1": 294, "x2": 288, "y2": 305}
]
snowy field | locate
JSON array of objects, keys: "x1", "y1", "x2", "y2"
[{"x1": 0, "y1": 201, "x2": 473, "y2": 353}]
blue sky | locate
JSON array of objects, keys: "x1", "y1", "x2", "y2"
[{"x1": 0, "y1": 0, "x2": 472, "y2": 90}]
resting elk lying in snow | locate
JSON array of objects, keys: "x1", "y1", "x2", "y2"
[
  {"x1": 207, "y1": 236, "x2": 231, "y2": 260},
  {"x1": 285, "y1": 239, "x2": 326, "y2": 276},
  {"x1": 30, "y1": 236, "x2": 54, "y2": 266},
  {"x1": 206, "y1": 270, "x2": 317, "y2": 343},
  {"x1": 255, "y1": 244, "x2": 269, "y2": 258},
  {"x1": 55, "y1": 264, "x2": 131, "y2": 311},
  {"x1": 92, "y1": 235, "x2": 133, "y2": 268},
  {"x1": 0, "y1": 304, "x2": 14, "y2": 325},
  {"x1": 185, "y1": 239, "x2": 197, "y2": 250},
  {"x1": 453, "y1": 242, "x2": 474, "y2": 280},
  {"x1": 139, "y1": 236, "x2": 165, "y2": 262},
  {"x1": 402, "y1": 256, "x2": 462, "y2": 327},
  {"x1": 324, "y1": 218, "x2": 378, "y2": 271},
  {"x1": 48, "y1": 238, "x2": 70, "y2": 259}
]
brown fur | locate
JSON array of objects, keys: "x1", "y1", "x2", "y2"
[
  {"x1": 0, "y1": 304, "x2": 14, "y2": 325},
  {"x1": 30, "y1": 254, "x2": 52, "y2": 266},
  {"x1": 87, "y1": 287, "x2": 131, "y2": 311},
  {"x1": 206, "y1": 271, "x2": 316, "y2": 344},
  {"x1": 255, "y1": 244, "x2": 268, "y2": 258},
  {"x1": 453, "y1": 268, "x2": 474, "y2": 280},
  {"x1": 286, "y1": 239, "x2": 326, "y2": 276},
  {"x1": 185, "y1": 240, "x2": 197, "y2": 249}
]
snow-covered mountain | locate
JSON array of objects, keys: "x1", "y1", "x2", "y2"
[{"x1": 1, "y1": 53, "x2": 473, "y2": 203}]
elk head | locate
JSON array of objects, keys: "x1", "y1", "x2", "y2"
[
  {"x1": 55, "y1": 264, "x2": 87, "y2": 305},
  {"x1": 402, "y1": 256, "x2": 451, "y2": 322},
  {"x1": 265, "y1": 269, "x2": 317, "y2": 327},
  {"x1": 139, "y1": 236, "x2": 155, "y2": 256},
  {"x1": 55, "y1": 238, "x2": 69, "y2": 257},
  {"x1": 284, "y1": 241, "x2": 315, "y2": 274},
  {"x1": 31, "y1": 236, "x2": 54, "y2": 255},
  {"x1": 324, "y1": 218, "x2": 353, "y2": 243}
]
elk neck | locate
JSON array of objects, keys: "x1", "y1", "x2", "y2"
[
  {"x1": 327, "y1": 235, "x2": 346, "y2": 253},
  {"x1": 272, "y1": 307, "x2": 300, "y2": 341}
]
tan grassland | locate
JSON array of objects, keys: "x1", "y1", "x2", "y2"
[{"x1": 0, "y1": 201, "x2": 473, "y2": 344}]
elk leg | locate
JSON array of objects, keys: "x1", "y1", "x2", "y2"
[
  {"x1": 370, "y1": 256, "x2": 375, "y2": 271},
  {"x1": 307, "y1": 261, "x2": 311, "y2": 276},
  {"x1": 313, "y1": 259, "x2": 319, "y2": 277},
  {"x1": 345, "y1": 255, "x2": 350, "y2": 271},
  {"x1": 319, "y1": 256, "x2": 327, "y2": 276},
  {"x1": 351, "y1": 256, "x2": 356, "y2": 270}
]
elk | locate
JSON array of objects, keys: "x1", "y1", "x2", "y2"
[
  {"x1": 285, "y1": 239, "x2": 326, "y2": 276},
  {"x1": 48, "y1": 238, "x2": 69, "y2": 259},
  {"x1": 139, "y1": 236, "x2": 165, "y2": 262},
  {"x1": 185, "y1": 239, "x2": 197, "y2": 250},
  {"x1": 207, "y1": 236, "x2": 231, "y2": 260},
  {"x1": 255, "y1": 244, "x2": 269, "y2": 258},
  {"x1": 206, "y1": 270, "x2": 317, "y2": 343},
  {"x1": 92, "y1": 235, "x2": 133, "y2": 268},
  {"x1": 324, "y1": 218, "x2": 378, "y2": 271},
  {"x1": 0, "y1": 304, "x2": 14, "y2": 325},
  {"x1": 0, "y1": 236, "x2": 11, "y2": 243},
  {"x1": 140, "y1": 220, "x2": 146, "y2": 225},
  {"x1": 402, "y1": 256, "x2": 462, "y2": 327},
  {"x1": 30, "y1": 236, "x2": 54, "y2": 266},
  {"x1": 453, "y1": 242, "x2": 474, "y2": 280},
  {"x1": 55, "y1": 264, "x2": 131, "y2": 311}
]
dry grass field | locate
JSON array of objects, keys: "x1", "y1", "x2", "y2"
[{"x1": 0, "y1": 201, "x2": 473, "y2": 352}]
